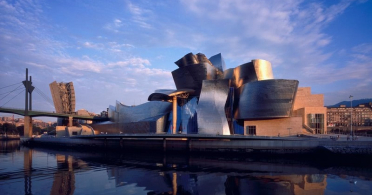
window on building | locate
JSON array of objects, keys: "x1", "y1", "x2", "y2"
[
  {"x1": 307, "y1": 114, "x2": 324, "y2": 134},
  {"x1": 72, "y1": 131, "x2": 78, "y2": 135},
  {"x1": 246, "y1": 126, "x2": 256, "y2": 135}
]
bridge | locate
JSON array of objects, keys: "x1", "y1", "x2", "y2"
[
  {"x1": 0, "y1": 107, "x2": 109, "y2": 121},
  {"x1": 0, "y1": 68, "x2": 109, "y2": 137}
]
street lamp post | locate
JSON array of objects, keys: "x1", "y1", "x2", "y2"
[{"x1": 349, "y1": 95, "x2": 353, "y2": 136}]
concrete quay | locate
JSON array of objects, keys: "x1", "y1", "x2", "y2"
[
  {"x1": 22, "y1": 134, "x2": 372, "y2": 155},
  {"x1": 0, "y1": 135, "x2": 20, "y2": 140}
]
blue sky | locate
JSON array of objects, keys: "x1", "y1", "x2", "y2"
[{"x1": 0, "y1": 0, "x2": 372, "y2": 121}]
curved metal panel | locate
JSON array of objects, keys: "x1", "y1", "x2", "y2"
[
  {"x1": 233, "y1": 62, "x2": 258, "y2": 88},
  {"x1": 235, "y1": 79, "x2": 299, "y2": 119},
  {"x1": 172, "y1": 63, "x2": 219, "y2": 95},
  {"x1": 91, "y1": 114, "x2": 168, "y2": 134},
  {"x1": 174, "y1": 52, "x2": 212, "y2": 68},
  {"x1": 181, "y1": 97, "x2": 198, "y2": 134},
  {"x1": 209, "y1": 53, "x2": 226, "y2": 72},
  {"x1": 197, "y1": 79, "x2": 230, "y2": 135},
  {"x1": 252, "y1": 59, "x2": 274, "y2": 81},
  {"x1": 223, "y1": 68, "x2": 234, "y2": 80},
  {"x1": 231, "y1": 59, "x2": 274, "y2": 88},
  {"x1": 107, "y1": 105, "x2": 116, "y2": 121},
  {"x1": 116, "y1": 101, "x2": 172, "y2": 123}
]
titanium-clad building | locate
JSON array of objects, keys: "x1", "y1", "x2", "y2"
[{"x1": 94, "y1": 52, "x2": 326, "y2": 136}]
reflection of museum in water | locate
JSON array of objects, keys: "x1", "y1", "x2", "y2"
[
  {"x1": 108, "y1": 167, "x2": 327, "y2": 195},
  {"x1": 91, "y1": 52, "x2": 327, "y2": 136},
  {"x1": 19, "y1": 148, "x2": 327, "y2": 195}
]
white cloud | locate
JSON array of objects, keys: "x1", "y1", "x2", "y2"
[
  {"x1": 107, "y1": 58, "x2": 150, "y2": 68},
  {"x1": 25, "y1": 62, "x2": 49, "y2": 69},
  {"x1": 108, "y1": 42, "x2": 134, "y2": 48},
  {"x1": 114, "y1": 19, "x2": 122, "y2": 27},
  {"x1": 83, "y1": 41, "x2": 104, "y2": 49},
  {"x1": 127, "y1": 2, "x2": 152, "y2": 29},
  {"x1": 352, "y1": 43, "x2": 372, "y2": 54},
  {"x1": 104, "y1": 18, "x2": 124, "y2": 33},
  {"x1": 54, "y1": 57, "x2": 103, "y2": 73}
]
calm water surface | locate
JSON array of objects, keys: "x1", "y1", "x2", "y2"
[{"x1": 1, "y1": 140, "x2": 372, "y2": 195}]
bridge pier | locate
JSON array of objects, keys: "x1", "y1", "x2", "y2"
[
  {"x1": 68, "y1": 117, "x2": 73, "y2": 127},
  {"x1": 24, "y1": 116, "x2": 33, "y2": 138}
]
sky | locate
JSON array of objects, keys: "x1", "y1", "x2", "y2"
[{"x1": 0, "y1": 0, "x2": 371, "y2": 121}]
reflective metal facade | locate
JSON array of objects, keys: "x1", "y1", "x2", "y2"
[
  {"x1": 91, "y1": 114, "x2": 168, "y2": 134},
  {"x1": 209, "y1": 53, "x2": 226, "y2": 72},
  {"x1": 180, "y1": 97, "x2": 198, "y2": 134},
  {"x1": 197, "y1": 79, "x2": 230, "y2": 135},
  {"x1": 175, "y1": 53, "x2": 213, "y2": 68},
  {"x1": 252, "y1": 59, "x2": 274, "y2": 81},
  {"x1": 94, "y1": 101, "x2": 172, "y2": 134},
  {"x1": 232, "y1": 59, "x2": 274, "y2": 88},
  {"x1": 107, "y1": 105, "x2": 116, "y2": 121},
  {"x1": 99, "y1": 52, "x2": 301, "y2": 135},
  {"x1": 235, "y1": 79, "x2": 299, "y2": 119},
  {"x1": 223, "y1": 68, "x2": 234, "y2": 80},
  {"x1": 115, "y1": 101, "x2": 172, "y2": 123},
  {"x1": 172, "y1": 63, "x2": 220, "y2": 95}
]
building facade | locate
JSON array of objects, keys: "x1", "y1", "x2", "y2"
[
  {"x1": 327, "y1": 103, "x2": 372, "y2": 133},
  {"x1": 94, "y1": 52, "x2": 326, "y2": 136},
  {"x1": 244, "y1": 87, "x2": 327, "y2": 136},
  {"x1": 49, "y1": 81, "x2": 76, "y2": 114}
]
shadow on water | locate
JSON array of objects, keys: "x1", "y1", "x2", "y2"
[{"x1": 1, "y1": 141, "x2": 372, "y2": 195}]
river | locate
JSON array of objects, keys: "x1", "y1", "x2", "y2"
[{"x1": 1, "y1": 140, "x2": 372, "y2": 195}]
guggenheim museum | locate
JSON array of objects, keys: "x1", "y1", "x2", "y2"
[{"x1": 91, "y1": 53, "x2": 327, "y2": 136}]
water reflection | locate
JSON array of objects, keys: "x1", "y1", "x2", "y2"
[
  {"x1": 225, "y1": 175, "x2": 327, "y2": 195},
  {"x1": 51, "y1": 155, "x2": 76, "y2": 195},
  {"x1": 0, "y1": 140, "x2": 20, "y2": 153},
  {"x1": 0, "y1": 143, "x2": 372, "y2": 195}
]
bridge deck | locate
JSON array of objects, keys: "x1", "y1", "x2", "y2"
[{"x1": 0, "y1": 107, "x2": 109, "y2": 121}]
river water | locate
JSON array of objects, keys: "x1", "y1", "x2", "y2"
[{"x1": 1, "y1": 140, "x2": 372, "y2": 195}]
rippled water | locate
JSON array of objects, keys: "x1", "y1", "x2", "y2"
[{"x1": 1, "y1": 140, "x2": 372, "y2": 195}]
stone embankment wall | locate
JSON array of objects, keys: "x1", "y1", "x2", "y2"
[
  {"x1": 319, "y1": 140, "x2": 372, "y2": 154},
  {"x1": 23, "y1": 136, "x2": 372, "y2": 155}
]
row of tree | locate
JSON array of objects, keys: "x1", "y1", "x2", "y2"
[{"x1": 0, "y1": 123, "x2": 55, "y2": 136}]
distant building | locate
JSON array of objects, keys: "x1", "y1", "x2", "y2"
[
  {"x1": 49, "y1": 81, "x2": 76, "y2": 114},
  {"x1": 327, "y1": 102, "x2": 372, "y2": 133}
]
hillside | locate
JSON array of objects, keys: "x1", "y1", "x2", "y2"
[{"x1": 327, "y1": 98, "x2": 372, "y2": 108}]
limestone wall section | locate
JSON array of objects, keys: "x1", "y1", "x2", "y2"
[{"x1": 244, "y1": 117, "x2": 303, "y2": 136}]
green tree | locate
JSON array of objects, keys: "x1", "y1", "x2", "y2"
[
  {"x1": 33, "y1": 125, "x2": 43, "y2": 135},
  {"x1": 17, "y1": 125, "x2": 24, "y2": 136},
  {"x1": 2, "y1": 123, "x2": 17, "y2": 135}
]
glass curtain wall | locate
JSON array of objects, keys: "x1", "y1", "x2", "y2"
[{"x1": 308, "y1": 114, "x2": 324, "y2": 134}]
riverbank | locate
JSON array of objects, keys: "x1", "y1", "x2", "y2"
[
  {"x1": 21, "y1": 134, "x2": 372, "y2": 155},
  {"x1": 0, "y1": 135, "x2": 20, "y2": 141}
]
